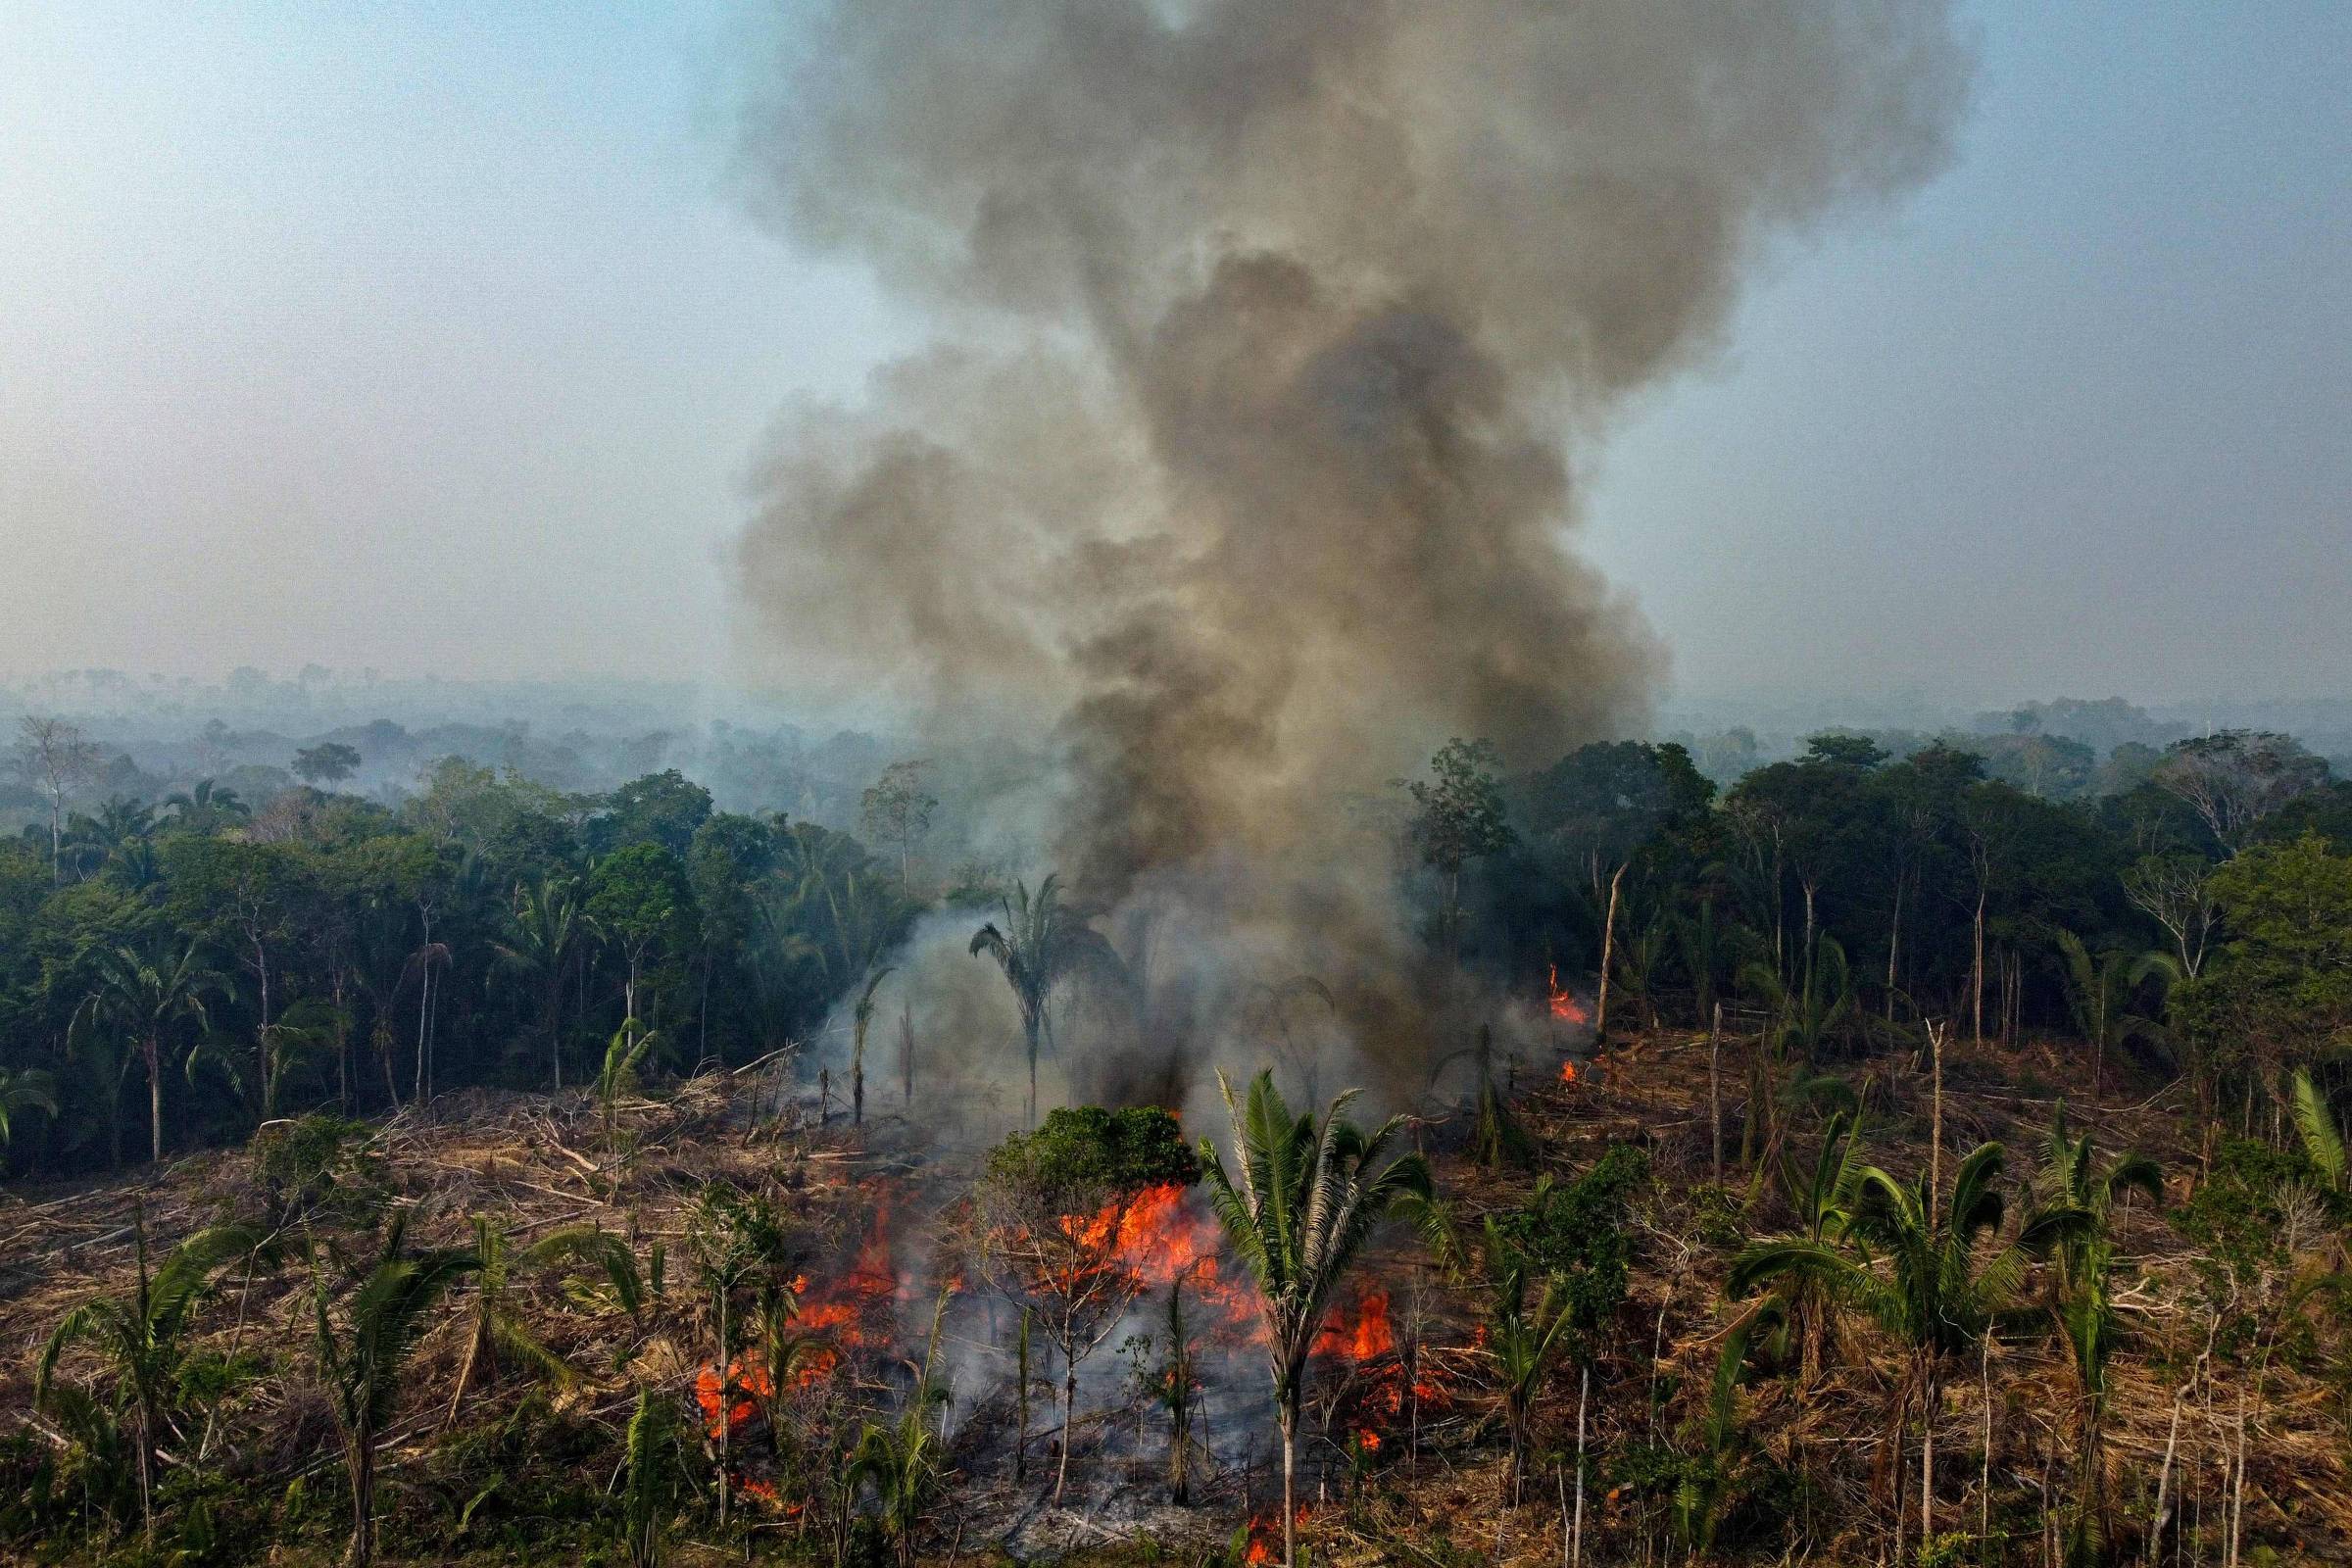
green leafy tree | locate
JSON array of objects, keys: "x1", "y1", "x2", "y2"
[
  {"x1": 588, "y1": 770, "x2": 713, "y2": 858},
  {"x1": 587, "y1": 844, "x2": 696, "y2": 1028},
  {"x1": 1199, "y1": 1071, "x2": 1432, "y2": 1567},
  {"x1": 968, "y1": 873, "x2": 1123, "y2": 1127},
  {"x1": 293, "y1": 742, "x2": 363, "y2": 786},
  {"x1": 1469, "y1": 1147, "x2": 1646, "y2": 1501},
  {"x1": 859, "y1": 760, "x2": 938, "y2": 885},
  {"x1": 312, "y1": 1213, "x2": 479, "y2": 1568},
  {"x1": 2176, "y1": 835, "x2": 2352, "y2": 1126},
  {"x1": 1399, "y1": 737, "x2": 1516, "y2": 958},
  {"x1": 35, "y1": 1213, "x2": 262, "y2": 1543}
]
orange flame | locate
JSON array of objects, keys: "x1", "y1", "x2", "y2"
[
  {"x1": 696, "y1": 1351, "x2": 776, "y2": 1438},
  {"x1": 1313, "y1": 1288, "x2": 1394, "y2": 1361},
  {"x1": 1559, "y1": 1058, "x2": 1578, "y2": 1085},
  {"x1": 1547, "y1": 965, "x2": 1590, "y2": 1025}
]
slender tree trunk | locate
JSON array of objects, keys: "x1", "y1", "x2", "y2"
[
  {"x1": 901, "y1": 1001, "x2": 914, "y2": 1109},
  {"x1": 1281, "y1": 1387, "x2": 1300, "y2": 1568},
  {"x1": 1571, "y1": 1365, "x2": 1590, "y2": 1568},
  {"x1": 136, "y1": 1395, "x2": 157, "y2": 1543},
  {"x1": 1595, "y1": 863, "x2": 1625, "y2": 1040},
  {"x1": 414, "y1": 960, "x2": 429, "y2": 1104},
  {"x1": 1922, "y1": 1362, "x2": 1938, "y2": 1550},
  {"x1": 1015, "y1": 1307, "x2": 1031, "y2": 1483},
  {"x1": 1886, "y1": 876, "x2": 1904, "y2": 1028},
  {"x1": 347, "y1": 1429, "x2": 375, "y2": 1568},
  {"x1": 1055, "y1": 1359, "x2": 1077, "y2": 1505},
  {"x1": 146, "y1": 1035, "x2": 164, "y2": 1164},
  {"x1": 716, "y1": 1289, "x2": 732, "y2": 1526},
  {"x1": 255, "y1": 935, "x2": 273, "y2": 1116},
  {"x1": 550, "y1": 978, "x2": 564, "y2": 1093},
  {"x1": 1025, "y1": 1013, "x2": 1041, "y2": 1129},
  {"x1": 1982, "y1": 1333, "x2": 1993, "y2": 1553},
  {"x1": 1973, "y1": 888, "x2": 1986, "y2": 1046},
  {"x1": 1709, "y1": 1004, "x2": 1724, "y2": 1185},
  {"x1": 1930, "y1": 1020, "x2": 1945, "y2": 1211},
  {"x1": 2150, "y1": 1389, "x2": 2185, "y2": 1568}
]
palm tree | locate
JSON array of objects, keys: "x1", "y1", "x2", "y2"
[
  {"x1": 61, "y1": 798, "x2": 157, "y2": 882},
  {"x1": 443, "y1": 1215, "x2": 619, "y2": 1426},
  {"x1": 163, "y1": 778, "x2": 249, "y2": 835},
  {"x1": 597, "y1": 1020, "x2": 658, "y2": 1157},
  {"x1": 313, "y1": 1212, "x2": 479, "y2": 1568},
  {"x1": 493, "y1": 876, "x2": 584, "y2": 1092},
  {"x1": 844, "y1": 1295, "x2": 953, "y2": 1567},
  {"x1": 0, "y1": 1064, "x2": 59, "y2": 1147},
  {"x1": 969, "y1": 873, "x2": 1123, "y2": 1126},
  {"x1": 2054, "y1": 931, "x2": 2162, "y2": 1099},
  {"x1": 1739, "y1": 933, "x2": 1854, "y2": 1067},
  {"x1": 1731, "y1": 1142, "x2": 2026, "y2": 1555},
  {"x1": 2025, "y1": 1108, "x2": 2163, "y2": 1292},
  {"x1": 850, "y1": 965, "x2": 894, "y2": 1127},
  {"x1": 1476, "y1": 1198, "x2": 1581, "y2": 1501},
  {"x1": 621, "y1": 1383, "x2": 685, "y2": 1568},
  {"x1": 2023, "y1": 1119, "x2": 2160, "y2": 1566},
  {"x1": 2287, "y1": 1068, "x2": 2347, "y2": 1192},
  {"x1": 687, "y1": 1183, "x2": 797, "y2": 1527},
  {"x1": 35, "y1": 1211, "x2": 262, "y2": 1543},
  {"x1": 75, "y1": 939, "x2": 227, "y2": 1163},
  {"x1": 1768, "y1": 1108, "x2": 1869, "y2": 1386},
  {"x1": 1200, "y1": 1069, "x2": 1433, "y2": 1568}
]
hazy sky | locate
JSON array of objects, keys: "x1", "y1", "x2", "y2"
[{"x1": 2, "y1": 2, "x2": 2344, "y2": 706}]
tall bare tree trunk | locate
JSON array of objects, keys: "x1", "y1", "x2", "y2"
[
  {"x1": 1922, "y1": 1363, "x2": 1938, "y2": 1551},
  {"x1": 1708, "y1": 1004, "x2": 1724, "y2": 1184},
  {"x1": 1930, "y1": 1020, "x2": 1945, "y2": 1210},
  {"x1": 1594, "y1": 863, "x2": 1625, "y2": 1040},
  {"x1": 1886, "y1": 876, "x2": 1904, "y2": 1028},
  {"x1": 146, "y1": 1035, "x2": 163, "y2": 1164},
  {"x1": 1971, "y1": 890, "x2": 1986, "y2": 1046},
  {"x1": 1281, "y1": 1389, "x2": 1300, "y2": 1568},
  {"x1": 1055, "y1": 1360, "x2": 1077, "y2": 1505},
  {"x1": 1571, "y1": 1365, "x2": 1590, "y2": 1568}
]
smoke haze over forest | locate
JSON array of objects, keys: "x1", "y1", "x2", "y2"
[{"x1": 0, "y1": 2, "x2": 2345, "y2": 706}]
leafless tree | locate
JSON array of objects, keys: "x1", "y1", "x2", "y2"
[
  {"x1": 13, "y1": 715, "x2": 101, "y2": 882},
  {"x1": 2153, "y1": 730, "x2": 2328, "y2": 854},
  {"x1": 2123, "y1": 854, "x2": 2220, "y2": 979}
]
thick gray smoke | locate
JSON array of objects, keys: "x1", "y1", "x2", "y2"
[{"x1": 736, "y1": 0, "x2": 1970, "y2": 1101}]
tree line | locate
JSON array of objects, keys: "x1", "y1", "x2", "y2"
[{"x1": 0, "y1": 727, "x2": 923, "y2": 1177}]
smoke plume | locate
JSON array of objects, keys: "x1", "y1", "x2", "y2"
[{"x1": 734, "y1": 0, "x2": 1969, "y2": 1098}]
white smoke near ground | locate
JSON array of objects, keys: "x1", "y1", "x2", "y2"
[{"x1": 737, "y1": 0, "x2": 1972, "y2": 1106}]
